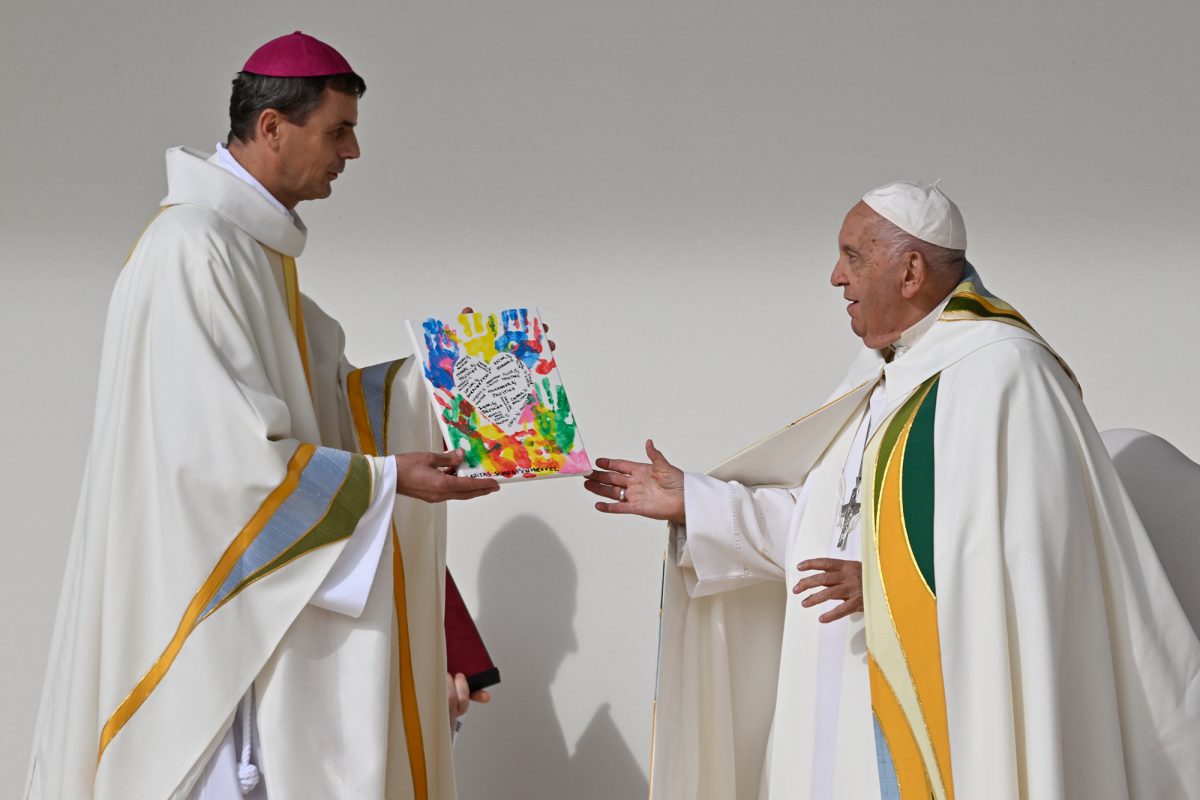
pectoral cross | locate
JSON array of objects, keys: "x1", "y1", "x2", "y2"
[{"x1": 837, "y1": 478, "x2": 861, "y2": 551}]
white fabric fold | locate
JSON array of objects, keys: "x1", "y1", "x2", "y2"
[
  {"x1": 309, "y1": 455, "x2": 396, "y2": 617},
  {"x1": 162, "y1": 146, "x2": 307, "y2": 257}
]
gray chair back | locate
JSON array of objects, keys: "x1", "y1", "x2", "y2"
[{"x1": 1102, "y1": 428, "x2": 1200, "y2": 635}]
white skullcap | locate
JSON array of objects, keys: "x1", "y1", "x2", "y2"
[{"x1": 861, "y1": 180, "x2": 967, "y2": 250}]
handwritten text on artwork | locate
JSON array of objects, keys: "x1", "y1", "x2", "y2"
[{"x1": 453, "y1": 352, "x2": 535, "y2": 433}]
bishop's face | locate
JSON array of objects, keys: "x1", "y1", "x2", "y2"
[
  {"x1": 274, "y1": 88, "x2": 360, "y2": 207},
  {"x1": 830, "y1": 203, "x2": 910, "y2": 349}
]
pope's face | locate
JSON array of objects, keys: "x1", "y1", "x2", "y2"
[
  {"x1": 830, "y1": 203, "x2": 909, "y2": 349},
  {"x1": 274, "y1": 88, "x2": 360, "y2": 207}
]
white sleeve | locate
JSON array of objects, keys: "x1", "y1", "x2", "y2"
[
  {"x1": 675, "y1": 471, "x2": 808, "y2": 597},
  {"x1": 309, "y1": 455, "x2": 396, "y2": 617}
]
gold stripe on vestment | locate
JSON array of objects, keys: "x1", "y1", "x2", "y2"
[
  {"x1": 281, "y1": 254, "x2": 314, "y2": 398},
  {"x1": 867, "y1": 380, "x2": 954, "y2": 800},
  {"x1": 347, "y1": 368, "x2": 429, "y2": 800},
  {"x1": 97, "y1": 444, "x2": 317, "y2": 763},
  {"x1": 870, "y1": 654, "x2": 932, "y2": 795},
  {"x1": 391, "y1": 524, "x2": 430, "y2": 800},
  {"x1": 200, "y1": 458, "x2": 365, "y2": 621},
  {"x1": 347, "y1": 369, "x2": 377, "y2": 456}
]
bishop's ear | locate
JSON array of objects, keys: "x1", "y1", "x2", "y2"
[{"x1": 256, "y1": 108, "x2": 285, "y2": 152}]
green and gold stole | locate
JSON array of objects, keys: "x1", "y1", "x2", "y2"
[
  {"x1": 861, "y1": 276, "x2": 1052, "y2": 799},
  {"x1": 862, "y1": 374, "x2": 951, "y2": 800}
]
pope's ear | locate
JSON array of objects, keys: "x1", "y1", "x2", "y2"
[
  {"x1": 257, "y1": 109, "x2": 285, "y2": 151},
  {"x1": 899, "y1": 251, "x2": 925, "y2": 300}
]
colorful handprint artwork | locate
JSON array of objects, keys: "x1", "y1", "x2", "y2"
[{"x1": 407, "y1": 308, "x2": 591, "y2": 480}]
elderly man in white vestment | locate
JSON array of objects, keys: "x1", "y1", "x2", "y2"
[
  {"x1": 25, "y1": 32, "x2": 500, "y2": 800},
  {"x1": 585, "y1": 181, "x2": 1200, "y2": 799}
]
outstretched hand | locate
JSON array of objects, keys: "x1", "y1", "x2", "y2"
[
  {"x1": 584, "y1": 439, "x2": 686, "y2": 524},
  {"x1": 394, "y1": 450, "x2": 500, "y2": 503},
  {"x1": 793, "y1": 558, "x2": 863, "y2": 623}
]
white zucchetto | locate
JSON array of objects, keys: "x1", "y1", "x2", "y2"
[{"x1": 862, "y1": 180, "x2": 967, "y2": 250}]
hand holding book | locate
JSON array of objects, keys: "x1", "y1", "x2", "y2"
[{"x1": 393, "y1": 450, "x2": 500, "y2": 502}]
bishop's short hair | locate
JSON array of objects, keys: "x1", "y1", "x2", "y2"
[{"x1": 227, "y1": 71, "x2": 367, "y2": 145}]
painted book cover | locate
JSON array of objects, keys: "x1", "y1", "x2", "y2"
[{"x1": 406, "y1": 307, "x2": 591, "y2": 481}]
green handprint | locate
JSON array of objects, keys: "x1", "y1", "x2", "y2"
[{"x1": 533, "y1": 377, "x2": 577, "y2": 455}]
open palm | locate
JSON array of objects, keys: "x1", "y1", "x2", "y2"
[{"x1": 584, "y1": 439, "x2": 686, "y2": 524}]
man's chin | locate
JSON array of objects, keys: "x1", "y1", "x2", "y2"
[
  {"x1": 861, "y1": 333, "x2": 901, "y2": 350},
  {"x1": 302, "y1": 184, "x2": 334, "y2": 203},
  {"x1": 855, "y1": 327, "x2": 888, "y2": 350}
]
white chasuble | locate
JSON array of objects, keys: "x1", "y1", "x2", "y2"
[
  {"x1": 25, "y1": 147, "x2": 456, "y2": 800},
  {"x1": 657, "y1": 377, "x2": 878, "y2": 800},
  {"x1": 673, "y1": 368, "x2": 891, "y2": 798},
  {"x1": 651, "y1": 267, "x2": 1200, "y2": 799}
]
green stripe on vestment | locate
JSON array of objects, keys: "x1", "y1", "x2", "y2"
[{"x1": 901, "y1": 376, "x2": 939, "y2": 596}]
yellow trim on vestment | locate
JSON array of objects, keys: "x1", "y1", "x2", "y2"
[
  {"x1": 865, "y1": 382, "x2": 954, "y2": 800},
  {"x1": 705, "y1": 377, "x2": 877, "y2": 480},
  {"x1": 875, "y1": 408, "x2": 954, "y2": 798},
  {"x1": 955, "y1": 290, "x2": 1021, "y2": 318},
  {"x1": 280, "y1": 254, "x2": 314, "y2": 397},
  {"x1": 347, "y1": 370, "x2": 377, "y2": 454},
  {"x1": 347, "y1": 369, "x2": 429, "y2": 800},
  {"x1": 870, "y1": 654, "x2": 932, "y2": 797},
  {"x1": 97, "y1": 444, "x2": 317, "y2": 763},
  {"x1": 391, "y1": 525, "x2": 430, "y2": 800},
  {"x1": 200, "y1": 460, "x2": 365, "y2": 621},
  {"x1": 787, "y1": 377, "x2": 875, "y2": 428}
]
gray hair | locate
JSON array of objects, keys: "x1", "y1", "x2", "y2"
[{"x1": 877, "y1": 220, "x2": 966, "y2": 282}]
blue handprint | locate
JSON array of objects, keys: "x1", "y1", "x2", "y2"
[
  {"x1": 495, "y1": 308, "x2": 545, "y2": 368},
  {"x1": 422, "y1": 318, "x2": 460, "y2": 391}
]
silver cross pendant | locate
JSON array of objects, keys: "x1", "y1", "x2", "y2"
[{"x1": 837, "y1": 483, "x2": 861, "y2": 551}]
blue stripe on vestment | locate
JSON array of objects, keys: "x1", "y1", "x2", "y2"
[
  {"x1": 358, "y1": 361, "x2": 394, "y2": 454},
  {"x1": 874, "y1": 714, "x2": 901, "y2": 800},
  {"x1": 199, "y1": 446, "x2": 353, "y2": 619}
]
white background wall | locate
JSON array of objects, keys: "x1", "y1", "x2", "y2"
[{"x1": 2, "y1": 1, "x2": 1197, "y2": 797}]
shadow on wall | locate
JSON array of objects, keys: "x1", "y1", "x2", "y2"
[{"x1": 454, "y1": 514, "x2": 649, "y2": 800}]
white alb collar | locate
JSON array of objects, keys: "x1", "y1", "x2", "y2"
[
  {"x1": 891, "y1": 292, "x2": 953, "y2": 359},
  {"x1": 215, "y1": 143, "x2": 293, "y2": 219}
]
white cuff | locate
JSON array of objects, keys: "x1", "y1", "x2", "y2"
[
  {"x1": 310, "y1": 455, "x2": 396, "y2": 617},
  {"x1": 680, "y1": 472, "x2": 754, "y2": 594}
]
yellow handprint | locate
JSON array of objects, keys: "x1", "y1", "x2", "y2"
[{"x1": 457, "y1": 311, "x2": 500, "y2": 361}]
